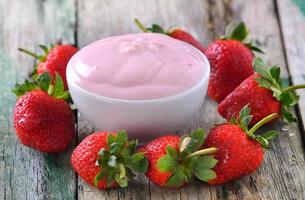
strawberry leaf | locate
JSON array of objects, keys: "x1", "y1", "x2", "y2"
[
  {"x1": 130, "y1": 152, "x2": 148, "y2": 173},
  {"x1": 280, "y1": 92, "x2": 295, "y2": 106},
  {"x1": 262, "y1": 130, "x2": 279, "y2": 140},
  {"x1": 166, "y1": 145, "x2": 178, "y2": 159},
  {"x1": 52, "y1": 73, "x2": 64, "y2": 95},
  {"x1": 12, "y1": 72, "x2": 70, "y2": 101},
  {"x1": 51, "y1": 73, "x2": 70, "y2": 100},
  {"x1": 106, "y1": 169, "x2": 116, "y2": 187},
  {"x1": 255, "y1": 130, "x2": 279, "y2": 148},
  {"x1": 282, "y1": 108, "x2": 297, "y2": 123},
  {"x1": 157, "y1": 147, "x2": 178, "y2": 172},
  {"x1": 244, "y1": 42, "x2": 264, "y2": 53},
  {"x1": 230, "y1": 104, "x2": 253, "y2": 132},
  {"x1": 12, "y1": 80, "x2": 37, "y2": 97},
  {"x1": 253, "y1": 57, "x2": 301, "y2": 123},
  {"x1": 94, "y1": 170, "x2": 108, "y2": 187},
  {"x1": 221, "y1": 22, "x2": 263, "y2": 53},
  {"x1": 192, "y1": 155, "x2": 218, "y2": 169},
  {"x1": 36, "y1": 73, "x2": 52, "y2": 92},
  {"x1": 94, "y1": 131, "x2": 148, "y2": 189},
  {"x1": 38, "y1": 44, "x2": 50, "y2": 55},
  {"x1": 19, "y1": 44, "x2": 52, "y2": 62},
  {"x1": 255, "y1": 77, "x2": 273, "y2": 89},
  {"x1": 179, "y1": 128, "x2": 205, "y2": 154},
  {"x1": 107, "y1": 134, "x2": 116, "y2": 146},
  {"x1": 270, "y1": 66, "x2": 281, "y2": 82},
  {"x1": 254, "y1": 135, "x2": 269, "y2": 149},
  {"x1": 166, "y1": 166, "x2": 187, "y2": 187},
  {"x1": 121, "y1": 140, "x2": 137, "y2": 157},
  {"x1": 156, "y1": 129, "x2": 217, "y2": 187},
  {"x1": 229, "y1": 116, "x2": 238, "y2": 124},
  {"x1": 116, "y1": 130, "x2": 128, "y2": 144},
  {"x1": 109, "y1": 142, "x2": 124, "y2": 154},
  {"x1": 194, "y1": 168, "x2": 217, "y2": 182},
  {"x1": 147, "y1": 24, "x2": 166, "y2": 34},
  {"x1": 227, "y1": 22, "x2": 248, "y2": 41},
  {"x1": 253, "y1": 58, "x2": 274, "y2": 81}
]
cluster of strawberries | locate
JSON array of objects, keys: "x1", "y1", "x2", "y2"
[{"x1": 12, "y1": 20, "x2": 305, "y2": 190}]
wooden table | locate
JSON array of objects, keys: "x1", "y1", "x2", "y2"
[{"x1": 1, "y1": 0, "x2": 305, "y2": 199}]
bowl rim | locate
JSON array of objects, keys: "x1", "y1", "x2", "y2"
[{"x1": 67, "y1": 39, "x2": 210, "y2": 104}]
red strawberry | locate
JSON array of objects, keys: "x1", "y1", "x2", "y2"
[
  {"x1": 218, "y1": 57, "x2": 305, "y2": 125},
  {"x1": 168, "y1": 29, "x2": 206, "y2": 53},
  {"x1": 206, "y1": 22, "x2": 263, "y2": 102},
  {"x1": 71, "y1": 131, "x2": 147, "y2": 189},
  {"x1": 19, "y1": 44, "x2": 78, "y2": 89},
  {"x1": 13, "y1": 73, "x2": 75, "y2": 153},
  {"x1": 141, "y1": 129, "x2": 217, "y2": 188},
  {"x1": 204, "y1": 105, "x2": 279, "y2": 185},
  {"x1": 134, "y1": 19, "x2": 206, "y2": 53}
]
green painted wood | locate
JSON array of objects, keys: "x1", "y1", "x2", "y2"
[
  {"x1": 0, "y1": 0, "x2": 77, "y2": 199},
  {"x1": 76, "y1": 0, "x2": 305, "y2": 199}
]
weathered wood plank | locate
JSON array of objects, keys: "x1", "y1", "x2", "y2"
[
  {"x1": 0, "y1": 0, "x2": 77, "y2": 199},
  {"x1": 277, "y1": 0, "x2": 305, "y2": 135},
  {"x1": 204, "y1": 0, "x2": 305, "y2": 199},
  {"x1": 76, "y1": 0, "x2": 305, "y2": 200}
]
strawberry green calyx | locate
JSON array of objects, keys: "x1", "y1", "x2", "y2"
[
  {"x1": 134, "y1": 18, "x2": 168, "y2": 34},
  {"x1": 94, "y1": 130, "x2": 148, "y2": 188},
  {"x1": 12, "y1": 72, "x2": 70, "y2": 100},
  {"x1": 230, "y1": 105, "x2": 279, "y2": 148},
  {"x1": 19, "y1": 44, "x2": 54, "y2": 79},
  {"x1": 157, "y1": 129, "x2": 218, "y2": 187},
  {"x1": 220, "y1": 22, "x2": 263, "y2": 53},
  {"x1": 254, "y1": 57, "x2": 305, "y2": 123},
  {"x1": 229, "y1": 104, "x2": 253, "y2": 132},
  {"x1": 18, "y1": 44, "x2": 52, "y2": 62}
]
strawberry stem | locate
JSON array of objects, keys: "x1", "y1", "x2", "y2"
[
  {"x1": 47, "y1": 85, "x2": 54, "y2": 95},
  {"x1": 134, "y1": 19, "x2": 149, "y2": 32},
  {"x1": 18, "y1": 48, "x2": 40, "y2": 59},
  {"x1": 118, "y1": 163, "x2": 126, "y2": 179},
  {"x1": 282, "y1": 84, "x2": 305, "y2": 93},
  {"x1": 186, "y1": 147, "x2": 217, "y2": 158},
  {"x1": 248, "y1": 113, "x2": 279, "y2": 136}
]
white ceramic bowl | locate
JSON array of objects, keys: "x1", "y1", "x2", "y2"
[{"x1": 67, "y1": 44, "x2": 210, "y2": 141}]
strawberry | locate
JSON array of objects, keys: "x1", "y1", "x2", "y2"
[
  {"x1": 141, "y1": 129, "x2": 218, "y2": 188},
  {"x1": 71, "y1": 131, "x2": 147, "y2": 189},
  {"x1": 134, "y1": 19, "x2": 206, "y2": 53},
  {"x1": 12, "y1": 73, "x2": 75, "y2": 153},
  {"x1": 204, "y1": 105, "x2": 279, "y2": 185},
  {"x1": 19, "y1": 44, "x2": 78, "y2": 89},
  {"x1": 206, "y1": 22, "x2": 263, "y2": 102},
  {"x1": 218, "y1": 57, "x2": 305, "y2": 125}
]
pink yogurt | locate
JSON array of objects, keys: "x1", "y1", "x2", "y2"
[{"x1": 67, "y1": 33, "x2": 206, "y2": 100}]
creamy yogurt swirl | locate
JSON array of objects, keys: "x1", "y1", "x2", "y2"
[{"x1": 67, "y1": 33, "x2": 206, "y2": 100}]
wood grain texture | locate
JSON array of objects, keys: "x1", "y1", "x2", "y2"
[
  {"x1": 76, "y1": 0, "x2": 305, "y2": 200},
  {"x1": 1, "y1": 0, "x2": 305, "y2": 200},
  {"x1": 0, "y1": 0, "x2": 77, "y2": 199},
  {"x1": 197, "y1": 0, "x2": 305, "y2": 199},
  {"x1": 277, "y1": 0, "x2": 305, "y2": 135}
]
